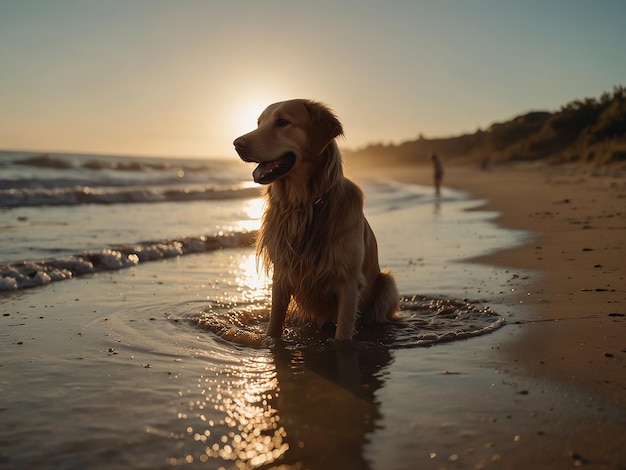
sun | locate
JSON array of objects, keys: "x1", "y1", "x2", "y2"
[
  {"x1": 241, "y1": 101, "x2": 266, "y2": 127},
  {"x1": 218, "y1": 78, "x2": 295, "y2": 154},
  {"x1": 228, "y1": 77, "x2": 296, "y2": 138},
  {"x1": 230, "y1": 96, "x2": 272, "y2": 138}
]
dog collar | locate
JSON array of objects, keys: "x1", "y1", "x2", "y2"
[{"x1": 313, "y1": 191, "x2": 329, "y2": 210}]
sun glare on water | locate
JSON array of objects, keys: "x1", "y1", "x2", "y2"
[
  {"x1": 235, "y1": 198, "x2": 264, "y2": 232},
  {"x1": 235, "y1": 252, "x2": 269, "y2": 303}
]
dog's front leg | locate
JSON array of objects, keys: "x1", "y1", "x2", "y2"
[
  {"x1": 334, "y1": 282, "x2": 359, "y2": 340},
  {"x1": 267, "y1": 278, "x2": 290, "y2": 338}
]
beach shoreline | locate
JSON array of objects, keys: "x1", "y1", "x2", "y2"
[
  {"x1": 358, "y1": 160, "x2": 626, "y2": 408},
  {"x1": 2, "y1": 153, "x2": 625, "y2": 468}
]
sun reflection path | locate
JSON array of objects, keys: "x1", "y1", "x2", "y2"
[
  {"x1": 169, "y1": 355, "x2": 288, "y2": 468},
  {"x1": 234, "y1": 252, "x2": 270, "y2": 304},
  {"x1": 235, "y1": 197, "x2": 265, "y2": 233}
]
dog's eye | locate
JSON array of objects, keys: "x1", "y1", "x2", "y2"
[{"x1": 275, "y1": 118, "x2": 290, "y2": 127}]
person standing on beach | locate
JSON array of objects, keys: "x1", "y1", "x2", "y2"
[{"x1": 431, "y1": 153, "x2": 443, "y2": 196}]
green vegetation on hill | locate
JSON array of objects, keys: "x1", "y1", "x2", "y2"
[{"x1": 346, "y1": 86, "x2": 626, "y2": 167}]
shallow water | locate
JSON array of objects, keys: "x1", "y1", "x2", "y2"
[
  {"x1": 186, "y1": 294, "x2": 504, "y2": 349},
  {"x1": 1, "y1": 152, "x2": 541, "y2": 469},
  {"x1": 0, "y1": 246, "x2": 523, "y2": 470},
  {"x1": 4, "y1": 247, "x2": 613, "y2": 470}
]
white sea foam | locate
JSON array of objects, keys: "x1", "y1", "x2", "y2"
[{"x1": 0, "y1": 232, "x2": 256, "y2": 291}]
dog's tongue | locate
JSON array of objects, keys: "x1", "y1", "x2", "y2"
[{"x1": 253, "y1": 161, "x2": 281, "y2": 184}]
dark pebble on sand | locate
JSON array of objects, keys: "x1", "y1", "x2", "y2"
[
  {"x1": 604, "y1": 353, "x2": 614, "y2": 358},
  {"x1": 582, "y1": 247, "x2": 593, "y2": 251},
  {"x1": 568, "y1": 451, "x2": 586, "y2": 464},
  {"x1": 608, "y1": 313, "x2": 624, "y2": 317}
]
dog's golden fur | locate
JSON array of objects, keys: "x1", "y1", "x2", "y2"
[{"x1": 234, "y1": 99, "x2": 399, "y2": 340}]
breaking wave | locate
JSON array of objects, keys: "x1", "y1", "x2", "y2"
[
  {"x1": 0, "y1": 230, "x2": 256, "y2": 292},
  {"x1": 1, "y1": 151, "x2": 258, "y2": 207}
]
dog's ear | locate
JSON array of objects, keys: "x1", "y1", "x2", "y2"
[{"x1": 304, "y1": 101, "x2": 344, "y2": 154}]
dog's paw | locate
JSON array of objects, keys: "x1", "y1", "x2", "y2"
[{"x1": 325, "y1": 336, "x2": 358, "y2": 351}]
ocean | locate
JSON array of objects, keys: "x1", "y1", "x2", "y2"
[
  {"x1": 0, "y1": 151, "x2": 261, "y2": 289},
  {"x1": 1, "y1": 150, "x2": 532, "y2": 469}
]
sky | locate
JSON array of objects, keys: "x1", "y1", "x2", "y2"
[{"x1": 1, "y1": 0, "x2": 625, "y2": 159}]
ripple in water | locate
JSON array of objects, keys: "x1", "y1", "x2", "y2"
[{"x1": 184, "y1": 295, "x2": 505, "y2": 348}]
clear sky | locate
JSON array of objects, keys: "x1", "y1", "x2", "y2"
[{"x1": 1, "y1": 0, "x2": 625, "y2": 158}]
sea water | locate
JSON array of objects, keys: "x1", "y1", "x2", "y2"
[{"x1": 0, "y1": 151, "x2": 532, "y2": 469}]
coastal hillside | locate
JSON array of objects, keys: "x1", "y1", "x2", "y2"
[{"x1": 345, "y1": 86, "x2": 626, "y2": 167}]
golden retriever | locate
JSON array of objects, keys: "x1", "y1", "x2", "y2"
[{"x1": 234, "y1": 99, "x2": 399, "y2": 340}]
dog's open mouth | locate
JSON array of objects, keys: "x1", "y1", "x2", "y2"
[{"x1": 252, "y1": 153, "x2": 296, "y2": 184}]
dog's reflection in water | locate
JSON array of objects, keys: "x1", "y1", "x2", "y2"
[{"x1": 268, "y1": 340, "x2": 393, "y2": 469}]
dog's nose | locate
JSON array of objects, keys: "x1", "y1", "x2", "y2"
[{"x1": 233, "y1": 137, "x2": 246, "y2": 150}]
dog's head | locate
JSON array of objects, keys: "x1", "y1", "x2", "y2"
[{"x1": 233, "y1": 99, "x2": 343, "y2": 185}]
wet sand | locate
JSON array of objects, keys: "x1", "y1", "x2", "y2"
[
  {"x1": 380, "y1": 161, "x2": 626, "y2": 401},
  {"x1": 444, "y1": 163, "x2": 626, "y2": 406},
  {"x1": 2, "y1": 161, "x2": 625, "y2": 469},
  {"x1": 369, "y1": 161, "x2": 626, "y2": 466}
]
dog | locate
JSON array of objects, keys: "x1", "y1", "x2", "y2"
[{"x1": 233, "y1": 99, "x2": 399, "y2": 340}]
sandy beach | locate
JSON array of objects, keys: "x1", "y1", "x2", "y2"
[
  {"x1": 382, "y1": 160, "x2": 626, "y2": 395},
  {"x1": 434, "y1": 163, "x2": 626, "y2": 407},
  {"x1": 464, "y1": 164, "x2": 626, "y2": 468},
  {"x1": 2, "y1": 155, "x2": 626, "y2": 469},
  {"x1": 372, "y1": 161, "x2": 626, "y2": 466}
]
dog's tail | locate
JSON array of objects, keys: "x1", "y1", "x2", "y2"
[{"x1": 363, "y1": 269, "x2": 400, "y2": 322}]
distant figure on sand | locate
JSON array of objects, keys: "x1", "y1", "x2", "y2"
[
  {"x1": 431, "y1": 153, "x2": 443, "y2": 196},
  {"x1": 480, "y1": 156, "x2": 490, "y2": 171}
]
